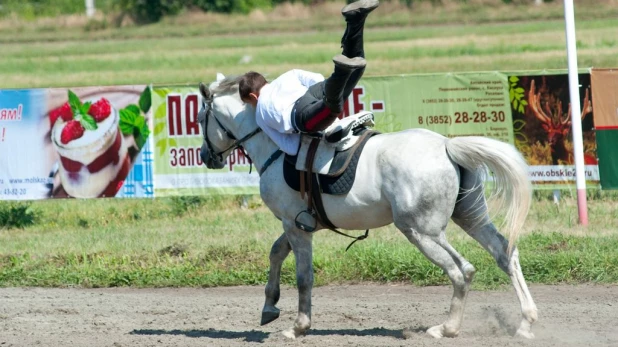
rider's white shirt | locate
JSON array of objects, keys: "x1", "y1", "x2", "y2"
[{"x1": 255, "y1": 69, "x2": 325, "y2": 155}]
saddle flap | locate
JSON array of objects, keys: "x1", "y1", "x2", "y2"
[{"x1": 295, "y1": 136, "x2": 336, "y2": 174}]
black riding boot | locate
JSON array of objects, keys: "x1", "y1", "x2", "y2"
[
  {"x1": 341, "y1": 17, "x2": 366, "y2": 59},
  {"x1": 324, "y1": 55, "x2": 366, "y2": 113},
  {"x1": 310, "y1": 55, "x2": 366, "y2": 132}
]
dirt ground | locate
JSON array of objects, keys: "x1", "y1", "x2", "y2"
[{"x1": 1, "y1": 284, "x2": 616, "y2": 347}]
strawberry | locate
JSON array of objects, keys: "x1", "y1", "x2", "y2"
[
  {"x1": 88, "y1": 98, "x2": 112, "y2": 122},
  {"x1": 49, "y1": 102, "x2": 73, "y2": 127},
  {"x1": 60, "y1": 120, "x2": 85, "y2": 144}
]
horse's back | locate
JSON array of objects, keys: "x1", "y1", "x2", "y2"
[{"x1": 363, "y1": 128, "x2": 452, "y2": 169}]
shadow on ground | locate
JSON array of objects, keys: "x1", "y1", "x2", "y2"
[
  {"x1": 131, "y1": 329, "x2": 270, "y2": 343},
  {"x1": 131, "y1": 326, "x2": 417, "y2": 342}
]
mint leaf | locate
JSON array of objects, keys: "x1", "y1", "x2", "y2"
[
  {"x1": 141, "y1": 122, "x2": 150, "y2": 139},
  {"x1": 136, "y1": 135, "x2": 146, "y2": 149},
  {"x1": 68, "y1": 90, "x2": 82, "y2": 118},
  {"x1": 139, "y1": 86, "x2": 151, "y2": 114},
  {"x1": 134, "y1": 115, "x2": 145, "y2": 131},
  {"x1": 80, "y1": 101, "x2": 92, "y2": 117},
  {"x1": 75, "y1": 113, "x2": 97, "y2": 131},
  {"x1": 119, "y1": 109, "x2": 137, "y2": 135},
  {"x1": 119, "y1": 121, "x2": 134, "y2": 135},
  {"x1": 125, "y1": 104, "x2": 141, "y2": 117},
  {"x1": 119, "y1": 108, "x2": 137, "y2": 125},
  {"x1": 133, "y1": 116, "x2": 151, "y2": 149}
]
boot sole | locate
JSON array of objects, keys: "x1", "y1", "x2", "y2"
[
  {"x1": 342, "y1": 0, "x2": 380, "y2": 16},
  {"x1": 333, "y1": 56, "x2": 367, "y2": 69}
]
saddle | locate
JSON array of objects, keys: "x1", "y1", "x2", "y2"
[
  {"x1": 295, "y1": 110, "x2": 375, "y2": 175},
  {"x1": 283, "y1": 111, "x2": 380, "y2": 238}
]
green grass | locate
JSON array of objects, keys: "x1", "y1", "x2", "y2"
[{"x1": 1, "y1": 193, "x2": 617, "y2": 288}]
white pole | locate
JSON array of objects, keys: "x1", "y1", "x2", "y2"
[
  {"x1": 85, "y1": 0, "x2": 95, "y2": 18},
  {"x1": 563, "y1": 0, "x2": 588, "y2": 225}
]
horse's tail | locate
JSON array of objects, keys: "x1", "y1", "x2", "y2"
[{"x1": 445, "y1": 136, "x2": 531, "y2": 253}]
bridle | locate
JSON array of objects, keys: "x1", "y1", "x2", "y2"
[{"x1": 199, "y1": 98, "x2": 262, "y2": 170}]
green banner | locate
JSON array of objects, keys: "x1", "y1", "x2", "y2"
[
  {"x1": 359, "y1": 72, "x2": 513, "y2": 143},
  {"x1": 151, "y1": 86, "x2": 259, "y2": 197},
  {"x1": 148, "y1": 71, "x2": 602, "y2": 195},
  {"x1": 596, "y1": 130, "x2": 618, "y2": 190}
]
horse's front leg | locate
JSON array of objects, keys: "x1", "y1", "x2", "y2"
[
  {"x1": 261, "y1": 232, "x2": 292, "y2": 325},
  {"x1": 281, "y1": 221, "x2": 314, "y2": 339}
]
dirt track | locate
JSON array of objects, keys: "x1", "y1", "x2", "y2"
[{"x1": 1, "y1": 284, "x2": 617, "y2": 346}]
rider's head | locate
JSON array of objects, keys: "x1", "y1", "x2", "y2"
[{"x1": 239, "y1": 71, "x2": 267, "y2": 108}]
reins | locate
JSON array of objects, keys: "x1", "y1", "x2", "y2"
[{"x1": 200, "y1": 99, "x2": 279, "y2": 176}]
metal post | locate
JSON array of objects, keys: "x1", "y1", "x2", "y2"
[
  {"x1": 85, "y1": 0, "x2": 95, "y2": 18},
  {"x1": 563, "y1": 0, "x2": 588, "y2": 225}
]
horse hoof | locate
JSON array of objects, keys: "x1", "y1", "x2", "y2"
[
  {"x1": 282, "y1": 328, "x2": 298, "y2": 339},
  {"x1": 515, "y1": 328, "x2": 535, "y2": 339},
  {"x1": 427, "y1": 324, "x2": 458, "y2": 338},
  {"x1": 426, "y1": 325, "x2": 444, "y2": 338},
  {"x1": 260, "y1": 306, "x2": 280, "y2": 326}
]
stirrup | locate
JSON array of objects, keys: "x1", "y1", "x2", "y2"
[{"x1": 295, "y1": 209, "x2": 317, "y2": 232}]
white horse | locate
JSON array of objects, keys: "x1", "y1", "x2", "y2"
[{"x1": 197, "y1": 74, "x2": 538, "y2": 339}]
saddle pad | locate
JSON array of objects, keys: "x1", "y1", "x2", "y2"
[{"x1": 283, "y1": 129, "x2": 380, "y2": 195}]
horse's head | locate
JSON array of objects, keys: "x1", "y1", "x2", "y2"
[{"x1": 198, "y1": 73, "x2": 256, "y2": 169}]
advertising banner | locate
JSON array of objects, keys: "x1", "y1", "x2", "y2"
[
  {"x1": 359, "y1": 72, "x2": 514, "y2": 143},
  {"x1": 591, "y1": 68, "x2": 618, "y2": 189},
  {"x1": 506, "y1": 72, "x2": 599, "y2": 187},
  {"x1": 151, "y1": 86, "x2": 259, "y2": 197},
  {"x1": 590, "y1": 68, "x2": 618, "y2": 129},
  {"x1": 0, "y1": 86, "x2": 154, "y2": 200},
  {"x1": 2, "y1": 69, "x2": 613, "y2": 200}
]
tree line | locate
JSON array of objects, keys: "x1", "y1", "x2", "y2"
[{"x1": 0, "y1": 0, "x2": 557, "y2": 23}]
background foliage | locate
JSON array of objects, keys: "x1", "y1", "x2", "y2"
[{"x1": 0, "y1": 0, "x2": 564, "y2": 22}]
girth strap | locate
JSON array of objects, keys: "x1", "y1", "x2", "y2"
[{"x1": 300, "y1": 138, "x2": 369, "y2": 251}]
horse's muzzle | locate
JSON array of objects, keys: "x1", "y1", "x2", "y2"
[{"x1": 201, "y1": 143, "x2": 225, "y2": 169}]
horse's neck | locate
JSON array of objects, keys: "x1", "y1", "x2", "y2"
[{"x1": 239, "y1": 124, "x2": 280, "y2": 175}]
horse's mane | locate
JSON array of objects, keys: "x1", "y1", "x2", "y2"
[{"x1": 210, "y1": 75, "x2": 242, "y2": 96}]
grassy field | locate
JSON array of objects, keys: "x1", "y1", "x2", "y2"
[
  {"x1": 1, "y1": 1, "x2": 618, "y2": 288},
  {"x1": 1, "y1": 1, "x2": 617, "y2": 89},
  {"x1": 1, "y1": 191, "x2": 618, "y2": 288}
]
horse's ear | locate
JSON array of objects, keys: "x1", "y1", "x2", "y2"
[
  {"x1": 216, "y1": 73, "x2": 225, "y2": 82},
  {"x1": 199, "y1": 82, "x2": 210, "y2": 99}
]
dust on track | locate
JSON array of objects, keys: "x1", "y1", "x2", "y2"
[{"x1": 1, "y1": 284, "x2": 616, "y2": 346}]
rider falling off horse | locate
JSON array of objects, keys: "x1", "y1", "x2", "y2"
[{"x1": 239, "y1": 0, "x2": 380, "y2": 155}]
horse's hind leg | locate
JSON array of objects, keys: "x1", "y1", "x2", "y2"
[
  {"x1": 451, "y1": 169, "x2": 537, "y2": 338},
  {"x1": 261, "y1": 231, "x2": 292, "y2": 325},
  {"x1": 396, "y1": 221, "x2": 474, "y2": 338}
]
